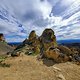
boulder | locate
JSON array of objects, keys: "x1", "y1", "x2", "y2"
[
  {"x1": 44, "y1": 48, "x2": 60, "y2": 60},
  {"x1": 44, "y1": 47, "x2": 70, "y2": 62},
  {"x1": 57, "y1": 45, "x2": 72, "y2": 56}
]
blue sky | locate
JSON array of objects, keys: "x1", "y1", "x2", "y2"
[{"x1": 0, "y1": 0, "x2": 80, "y2": 42}]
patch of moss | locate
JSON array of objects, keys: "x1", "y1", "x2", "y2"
[
  {"x1": 0, "y1": 56, "x2": 7, "y2": 62},
  {"x1": 25, "y1": 51, "x2": 38, "y2": 56},
  {"x1": 31, "y1": 53, "x2": 38, "y2": 56}
]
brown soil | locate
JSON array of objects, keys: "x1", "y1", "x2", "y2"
[{"x1": 0, "y1": 55, "x2": 80, "y2": 80}]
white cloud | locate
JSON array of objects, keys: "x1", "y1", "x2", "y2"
[
  {"x1": 0, "y1": 0, "x2": 80, "y2": 42},
  {"x1": 6, "y1": 37, "x2": 25, "y2": 42},
  {"x1": 61, "y1": 0, "x2": 80, "y2": 17}
]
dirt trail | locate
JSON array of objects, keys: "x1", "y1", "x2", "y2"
[{"x1": 0, "y1": 55, "x2": 80, "y2": 80}]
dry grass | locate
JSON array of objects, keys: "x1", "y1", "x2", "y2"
[{"x1": 0, "y1": 55, "x2": 80, "y2": 80}]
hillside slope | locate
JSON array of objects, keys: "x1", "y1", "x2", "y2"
[
  {"x1": 0, "y1": 42, "x2": 13, "y2": 55},
  {"x1": 0, "y1": 55, "x2": 80, "y2": 80}
]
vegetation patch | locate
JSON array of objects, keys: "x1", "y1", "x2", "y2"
[
  {"x1": 25, "y1": 51, "x2": 38, "y2": 56},
  {"x1": 0, "y1": 63, "x2": 11, "y2": 67},
  {"x1": 0, "y1": 56, "x2": 11, "y2": 67},
  {"x1": 0, "y1": 56, "x2": 6, "y2": 62}
]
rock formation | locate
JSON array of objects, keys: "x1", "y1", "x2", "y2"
[
  {"x1": 11, "y1": 28, "x2": 80, "y2": 63},
  {"x1": 40, "y1": 29, "x2": 58, "y2": 48},
  {"x1": 39, "y1": 29, "x2": 58, "y2": 57},
  {"x1": 0, "y1": 33, "x2": 5, "y2": 42},
  {"x1": 57, "y1": 45, "x2": 72, "y2": 56},
  {"x1": 11, "y1": 30, "x2": 40, "y2": 56}
]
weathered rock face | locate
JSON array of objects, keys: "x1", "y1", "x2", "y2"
[
  {"x1": 11, "y1": 30, "x2": 40, "y2": 56},
  {"x1": 28, "y1": 30, "x2": 40, "y2": 54},
  {"x1": 0, "y1": 33, "x2": 5, "y2": 42},
  {"x1": 11, "y1": 28, "x2": 80, "y2": 63},
  {"x1": 44, "y1": 47, "x2": 71, "y2": 63},
  {"x1": 40, "y1": 29, "x2": 58, "y2": 49},
  {"x1": 44, "y1": 48, "x2": 60, "y2": 60},
  {"x1": 39, "y1": 29, "x2": 58, "y2": 58},
  {"x1": 57, "y1": 45, "x2": 72, "y2": 56},
  {"x1": 29, "y1": 30, "x2": 37, "y2": 41}
]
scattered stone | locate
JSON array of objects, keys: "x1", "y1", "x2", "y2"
[
  {"x1": 53, "y1": 66, "x2": 61, "y2": 72},
  {"x1": 57, "y1": 74, "x2": 66, "y2": 80}
]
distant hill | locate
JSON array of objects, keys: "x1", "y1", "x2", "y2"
[
  {"x1": 8, "y1": 39, "x2": 80, "y2": 46},
  {"x1": 57, "y1": 39, "x2": 80, "y2": 44},
  {"x1": 8, "y1": 42, "x2": 22, "y2": 46}
]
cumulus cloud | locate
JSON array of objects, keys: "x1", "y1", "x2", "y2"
[{"x1": 0, "y1": 0, "x2": 80, "y2": 42}]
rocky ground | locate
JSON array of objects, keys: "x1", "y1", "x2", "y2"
[
  {"x1": 0, "y1": 29, "x2": 80, "y2": 80},
  {"x1": 0, "y1": 55, "x2": 80, "y2": 80}
]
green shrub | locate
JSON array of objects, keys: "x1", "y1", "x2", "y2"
[
  {"x1": 0, "y1": 63, "x2": 11, "y2": 67},
  {"x1": 0, "y1": 56, "x2": 6, "y2": 62},
  {"x1": 0, "y1": 56, "x2": 11, "y2": 67}
]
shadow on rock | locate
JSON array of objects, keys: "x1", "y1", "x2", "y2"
[{"x1": 42, "y1": 58, "x2": 57, "y2": 67}]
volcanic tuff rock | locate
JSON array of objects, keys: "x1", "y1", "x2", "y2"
[{"x1": 11, "y1": 28, "x2": 80, "y2": 63}]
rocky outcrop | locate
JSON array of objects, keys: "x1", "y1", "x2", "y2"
[
  {"x1": 57, "y1": 45, "x2": 72, "y2": 56},
  {"x1": 0, "y1": 33, "x2": 5, "y2": 42},
  {"x1": 11, "y1": 28, "x2": 80, "y2": 63},
  {"x1": 39, "y1": 29, "x2": 58, "y2": 57},
  {"x1": 44, "y1": 47, "x2": 71, "y2": 63},
  {"x1": 11, "y1": 30, "x2": 40, "y2": 56},
  {"x1": 28, "y1": 30, "x2": 40, "y2": 54},
  {"x1": 39, "y1": 29, "x2": 58, "y2": 51}
]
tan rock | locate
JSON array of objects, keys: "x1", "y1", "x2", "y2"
[
  {"x1": 44, "y1": 48, "x2": 60, "y2": 61},
  {"x1": 0, "y1": 33, "x2": 5, "y2": 42},
  {"x1": 57, "y1": 45, "x2": 72, "y2": 56},
  {"x1": 40, "y1": 29, "x2": 58, "y2": 51},
  {"x1": 29, "y1": 30, "x2": 37, "y2": 42},
  {"x1": 57, "y1": 74, "x2": 66, "y2": 80}
]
